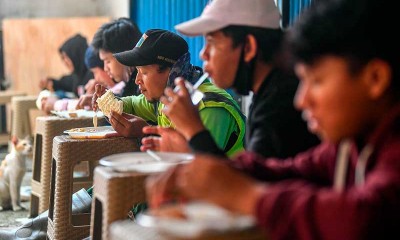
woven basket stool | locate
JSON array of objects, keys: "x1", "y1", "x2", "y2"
[
  {"x1": 109, "y1": 220, "x2": 266, "y2": 240},
  {"x1": 11, "y1": 95, "x2": 38, "y2": 139},
  {"x1": 90, "y1": 166, "x2": 148, "y2": 240},
  {"x1": 0, "y1": 91, "x2": 26, "y2": 145},
  {"x1": 47, "y1": 135, "x2": 139, "y2": 240},
  {"x1": 30, "y1": 116, "x2": 107, "y2": 217}
]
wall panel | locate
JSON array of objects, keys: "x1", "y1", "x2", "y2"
[{"x1": 131, "y1": 0, "x2": 208, "y2": 67}]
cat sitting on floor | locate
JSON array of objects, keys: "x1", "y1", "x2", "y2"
[{"x1": 0, "y1": 136, "x2": 32, "y2": 211}]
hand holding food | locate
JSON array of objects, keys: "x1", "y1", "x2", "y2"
[
  {"x1": 92, "y1": 84, "x2": 107, "y2": 111},
  {"x1": 96, "y1": 89, "x2": 123, "y2": 118}
]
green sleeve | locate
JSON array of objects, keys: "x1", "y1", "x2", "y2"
[
  {"x1": 199, "y1": 107, "x2": 238, "y2": 152},
  {"x1": 121, "y1": 95, "x2": 158, "y2": 123}
]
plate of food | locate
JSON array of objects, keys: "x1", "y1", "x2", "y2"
[
  {"x1": 51, "y1": 109, "x2": 104, "y2": 118},
  {"x1": 99, "y1": 152, "x2": 193, "y2": 173},
  {"x1": 136, "y1": 201, "x2": 256, "y2": 238},
  {"x1": 64, "y1": 126, "x2": 118, "y2": 139}
]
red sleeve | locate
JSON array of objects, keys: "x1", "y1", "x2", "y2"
[
  {"x1": 252, "y1": 144, "x2": 400, "y2": 240},
  {"x1": 230, "y1": 143, "x2": 336, "y2": 183}
]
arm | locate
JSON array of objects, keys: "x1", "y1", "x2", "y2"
[
  {"x1": 160, "y1": 79, "x2": 241, "y2": 157},
  {"x1": 121, "y1": 94, "x2": 157, "y2": 123},
  {"x1": 51, "y1": 75, "x2": 75, "y2": 92}
]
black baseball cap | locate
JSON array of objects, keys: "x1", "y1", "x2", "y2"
[{"x1": 114, "y1": 29, "x2": 188, "y2": 67}]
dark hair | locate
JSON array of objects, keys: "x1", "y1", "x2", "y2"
[
  {"x1": 58, "y1": 34, "x2": 88, "y2": 79},
  {"x1": 220, "y1": 26, "x2": 283, "y2": 64},
  {"x1": 286, "y1": 0, "x2": 400, "y2": 96},
  {"x1": 92, "y1": 18, "x2": 142, "y2": 53}
]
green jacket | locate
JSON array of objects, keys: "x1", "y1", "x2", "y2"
[{"x1": 120, "y1": 81, "x2": 246, "y2": 157}]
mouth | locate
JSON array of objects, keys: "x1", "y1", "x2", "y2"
[
  {"x1": 302, "y1": 110, "x2": 319, "y2": 133},
  {"x1": 140, "y1": 88, "x2": 147, "y2": 94}
]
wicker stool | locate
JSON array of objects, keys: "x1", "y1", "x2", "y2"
[
  {"x1": 30, "y1": 116, "x2": 107, "y2": 217},
  {"x1": 47, "y1": 135, "x2": 139, "y2": 240},
  {"x1": 0, "y1": 91, "x2": 26, "y2": 145},
  {"x1": 109, "y1": 221, "x2": 266, "y2": 240},
  {"x1": 11, "y1": 95, "x2": 38, "y2": 139},
  {"x1": 90, "y1": 166, "x2": 148, "y2": 240}
]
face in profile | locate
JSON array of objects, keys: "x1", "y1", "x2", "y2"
[
  {"x1": 60, "y1": 51, "x2": 74, "y2": 73},
  {"x1": 294, "y1": 56, "x2": 375, "y2": 143},
  {"x1": 99, "y1": 50, "x2": 129, "y2": 83},
  {"x1": 200, "y1": 31, "x2": 241, "y2": 90},
  {"x1": 91, "y1": 67, "x2": 114, "y2": 88},
  {"x1": 135, "y1": 65, "x2": 169, "y2": 102}
]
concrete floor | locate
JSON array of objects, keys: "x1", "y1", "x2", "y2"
[{"x1": 0, "y1": 145, "x2": 33, "y2": 231}]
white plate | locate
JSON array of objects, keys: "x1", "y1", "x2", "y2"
[
  {"x1": 99, "y1": 152, "x2": 193, "y2": 173},
  {"x1": 136, "y1": 201, "x2": 256, "y2": 238},
  {"x1": 51, "y1": 110, "x2": 104, "y2": 118},
  {"x1": 64, "y1": 126, "x2": 117, "y2": 139}
]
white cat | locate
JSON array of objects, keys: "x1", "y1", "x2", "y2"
[{"x1": 0, "y1": 137, "x2": 32, "y2": 211}]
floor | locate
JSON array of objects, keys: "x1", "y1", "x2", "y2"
[{"x1": 0, "y1": 144, "x2": 33, "y2": 231}]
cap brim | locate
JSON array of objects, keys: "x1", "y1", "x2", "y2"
[
  {"x1": 175, "y1": 17, "x2": 228, "y2": 36},
  {"x1": 113, "y1": 48, "x2": 154, "y2": 67}
]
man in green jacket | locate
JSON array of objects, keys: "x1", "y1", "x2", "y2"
[{"x1": 94, "y1": 29, "x2": 245, "y2": 157}]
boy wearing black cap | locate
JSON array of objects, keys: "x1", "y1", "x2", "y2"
[{"x1": 94, "y1": 29, "x2": 246, "y2": 157}]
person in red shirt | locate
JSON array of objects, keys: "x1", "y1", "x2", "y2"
[{"x1": 146, "y1": 0, "x2": 400, "y2": 239}]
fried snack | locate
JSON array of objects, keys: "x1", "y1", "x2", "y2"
[{"x1": 96, "y1": 90, "x2": 123, "y2": 118}]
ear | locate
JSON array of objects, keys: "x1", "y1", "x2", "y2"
[
  {"x1": 363, "y1": 59, "x2": 392, "y2": 99},
  {"x1": 11, "y1": 136, "x2": 18, "y2": 146},
  {"x1": 243, "y1": 34, "x2": 258, "y2": 63}
]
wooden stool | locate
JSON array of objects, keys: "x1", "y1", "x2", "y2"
[
  {"x1": 47, "y1": 135, "x2": 139, "y2": 240},
  {"x1": 30, "y1": 116, "x2": 107, "y2": 217},
  {"x1": 90, "y1": 166, "x2": 147, "y2": 240}
]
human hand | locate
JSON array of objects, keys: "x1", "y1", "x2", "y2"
[
  {"x1": 92, "y1": 84, "x2": 107, "y2": 111},
  {"x1": 39, "y1": 77, "x2": 54, "y2": 91},
  {"x1": 160, "y1": 78, "x2": 205, "y2": 140},
  {"x1": 75, "y1": 94, "x2": 93, "y2": 110},
  {"x1": 146, "y1": 164, "x2": 185, "y2": 208},
  {"x1": 84, "y1": 79, "x2": 96, "y2": 94},
  {"x1": 42, "y1": 96, "x2": 58, "y2": 114},
  {"x1": 148, "y1": 154, "x2": 265, "y2": 215},
  {"x1": 109, "y1": 112, "x2": 149, "y2": 138},
  {"x1": 141, "y1": 126, "x2": 191, "y2": 153}
]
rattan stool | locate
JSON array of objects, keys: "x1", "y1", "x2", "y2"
[
  {"x1": 11, "y1": 95, "x2": 38, "y2": 139},
  {"x1": 47, "y1": 135, "x2": 139, "y2": 240},
  {"x1": 0, "y1": 91, "x2": 26, "y2": 145},
  {"x1": 90, "y1": 166, "x2": 147, "y2": 240},
  {"x1": 30, "y1": 116, "x2": 107, "y2": 217}
]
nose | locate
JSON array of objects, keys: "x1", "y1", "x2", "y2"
[
  {"x1": 103, "y1": 64, "x2": 110, "y2": 73},
  {"x1": 294, "y1": 81, "x2": 308, "y2": 111},
  {"x1": 200, "y1": 45, "x2": 209, "y2": 61},
  {"x1": 135, "y1": 71, "x2": 141, "y2": 85}
]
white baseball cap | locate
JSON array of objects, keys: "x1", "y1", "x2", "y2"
[{"x1": 175, "y1": 0, "x2": 281, "y2": 36}]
